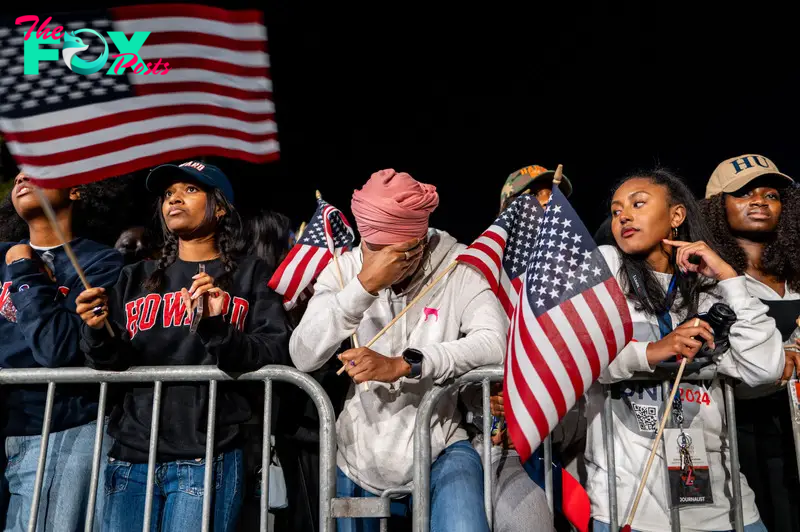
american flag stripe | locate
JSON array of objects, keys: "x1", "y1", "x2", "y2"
[
  {"x1": 505, "y1": 320, "x2": 548, "y2": 462},
  {"x1": 11, "y1": 146, "x2": 271, "y2": 189},
  {"x1": 572, "y1": 291, "x2": 614, "y2": 368},
  {"x1": 270, "y1": 245, "x2": 302, "y2": 295},
  {"x1": 133, "y1": 69, "x2": 270, "y2": 90},
  {"x1": 3, "y1": 102, "x2": 273, "y2": 141},
  {"x1": 268, "y1": 196, "x2": 354, "y2": 310},
  {"x1": 282, "y1": 246, "x2": 329, "y2": 304},
  {"x1": 141, "y1": 32, "x2": 267, "y2": 51},
  {"x1": 12, "y1": 123, "x2": 276, "y2": 164},
  {"x1": 134, "y1": 82, "x2": 269, "y2": 100},
  {"x1": 553, "y1": 304, "x2": 600, "y2": 381},
  {"x1": 518, "y1": 307, "x2": 573, "y2": 417},
  {"x1": 457, "y1": 230, "x2": 505, "y2": 282},
  {"x1": 134, "y1": 47, "x2": 268, "y2": 69},
  {"x1": 1, "y1": 4, "x2": 277, "y2": 188},
  {"x1": 600, "y1": 277, "x2": 634, "y2": 346},
  {"x1": 501, "y1": 276, "x2": 523, "y2": 319},
  {"x1": 16, "y1": 136, "x2": 277, "y2": 179}
]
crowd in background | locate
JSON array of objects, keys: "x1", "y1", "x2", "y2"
[{"x1": 0, "y1": 154, "x2": 798, "y2": 532}]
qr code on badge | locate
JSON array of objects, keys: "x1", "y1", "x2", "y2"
[{"x1": 632, "y1": 403, "x2": 658, "y2": 432}]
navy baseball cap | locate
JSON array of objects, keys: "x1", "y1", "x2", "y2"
[{"x1": 146, "y1": 160, "x2": 235, "y2": 205}]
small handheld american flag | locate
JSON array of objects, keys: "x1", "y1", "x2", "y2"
[
  {"x1": 505, "y1": 186, "x2": 632, "y2": 461},
  {"x1": 268, "y1": 194, "x2": 354, "y2": 310},
  {"x1": 455, "y1": 194, "x2": 544, "y2": 318}
]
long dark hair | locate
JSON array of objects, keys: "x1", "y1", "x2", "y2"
[
  {"x1": 701, "y1": 185, "x2": 800, "y2": 293},
  {"x1": 144, "y1": 187, "x2": 243, "y2": 292},
  {"x1": 611, "y1": 168, "x2": 718, "y2": 317},
  {"x1": 246, "y1": 210, "x2": 292, "y2": 271}
]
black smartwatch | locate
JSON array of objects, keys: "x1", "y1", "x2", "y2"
[{"x1": 402, "y1": 348, "x2": 424, "y2": 379}]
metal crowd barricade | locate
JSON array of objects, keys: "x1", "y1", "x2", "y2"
[
  {"x1": 410, "y1": 365, "x2": 555, "y2": 532},
  {"x1": 604, "y1": 367, "x2": 745, "y2": 532},
  {"x1": 0, "y1": 365, "x2": 337, "y2": 532}
]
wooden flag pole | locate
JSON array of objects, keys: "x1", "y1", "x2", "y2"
[
  {"x1": 32, "y1": 186, "x2": 115, "y2": 337},
  {"x1": 335, "y1": 260, "x2": 459, "y2": 376},
  {"x1": 623, "y1": 321, "x2": 697, "y2": 530},
  {"x1": 314, "y1": 190, "x2": 365, "y2": 388},
  {"x1": 552, "y1": 164, "x2": 564, "y2": 186}
]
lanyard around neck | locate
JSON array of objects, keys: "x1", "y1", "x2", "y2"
[{"x1": 628, "y1": 267, "x2": 678, "y2": 339}]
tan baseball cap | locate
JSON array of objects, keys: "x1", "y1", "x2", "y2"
[{"x1": 705, "y1": 154, "x2": 794, "y2": 198}]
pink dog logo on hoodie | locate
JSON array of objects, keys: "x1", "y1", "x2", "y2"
[{"x1": 423, "y1": 307, "x2": 439, "y2": 322}]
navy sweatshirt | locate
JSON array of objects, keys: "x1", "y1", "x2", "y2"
[
  {"x1": 81, "y1": 255, "x2": 291, "y2": 463},
  {"x1": 0, "y1": 239, "x2": 124, "y2": 436}
]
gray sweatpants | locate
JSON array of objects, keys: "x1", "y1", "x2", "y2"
[{"x1": 491, "y1": 452, "x2": 555, "y2": 532}]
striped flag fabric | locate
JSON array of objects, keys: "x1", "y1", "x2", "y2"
[
  {"x1": 0, "y1": 4, "x2": 276, "y2": 188},
  {"x1": 268, "y1": 195, "x2": 354, "y2": 310},
  {"x1": 455, "y1": 194, "x2": 544, "y2": 318},
  {"x1": 505, "y1": 186, "x2": 632, "y2": 462}
]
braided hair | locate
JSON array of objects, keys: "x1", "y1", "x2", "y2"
[
  {"x1": 144, "y1": 187, "x2": 243, "y2": 291},
  {"x1": 701, "y1": 185, "x2": 800, "y2": 293}
]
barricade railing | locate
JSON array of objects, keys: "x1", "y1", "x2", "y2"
[
  {"x1": 410, "y1": 365, "x2": 555, "y2": 532},
  {"x1": 0, "y1": 363, "x2": 752, "y2": 532},
  {"x1": 0, "y1": 365, "x2": 337, "y2": 532},
  {"x1": 604, "y1": 367, "x2": 745, "y2": 532}
]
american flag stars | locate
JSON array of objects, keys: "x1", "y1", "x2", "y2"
[{"x1": 525, "y1": 201, "x2": 606, "y2": 313}]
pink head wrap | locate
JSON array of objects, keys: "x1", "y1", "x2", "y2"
[{"x1": 351, "y1": 169, "x2": 439, "y2": 245}]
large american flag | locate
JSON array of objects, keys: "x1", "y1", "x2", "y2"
[
  {"x1": 0, "y1": 4, "x2": 277, "y2": 188},
  {"x1": 505, "y1": 187, "x2": 632, "y2": 462},
  {"x1": 455, "y1": 194, "x2": 544, "y2": 318},
  {"x1": 268, "y1": 195, "x2": 354, "y2": 310}
]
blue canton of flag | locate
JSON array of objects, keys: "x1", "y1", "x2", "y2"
[
  {"x1": 456, "y1": 194, "x2": 544, "y2": 318},
  {"x1": 525, "y1": 192, "x2": 609, "y2": 314}
]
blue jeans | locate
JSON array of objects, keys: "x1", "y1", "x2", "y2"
[
  {"x1": 592, "y1": 519, "x2": 769, "y2": 532},
  {"x1": 336, "y1": 440, "x2": 489, "y2": 532},
  {"x1": 102, "y1": 448, "x2": 243, "y2": 532},
  {"x1": 3, "y1": 420, "x2": 111, "y2": 532}
]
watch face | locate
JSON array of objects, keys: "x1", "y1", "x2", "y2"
[{"x1": 404, "y1": 349, "x2": 423, "y2": 363}]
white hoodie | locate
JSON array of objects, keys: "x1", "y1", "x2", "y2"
[
  {"x1": 585, "y1": 246, "x2": 784, "y2": 532},
  {"x1": 290, "y1": 229, "x2": 506, "y2": 494}
]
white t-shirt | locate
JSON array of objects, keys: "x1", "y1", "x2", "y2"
[
  {"x1": 584, "y1": 246, "x2": 784, "y2": 531},
  {"x1": 735, "y1": 275, "x2": 800, "y2": 400}
]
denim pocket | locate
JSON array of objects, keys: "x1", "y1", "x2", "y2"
[
  {"x1": 105, "y1": 457, "x2": 133, "y2": 495},
  {"x1": 176, "y1": 454, "x2": 223, "y2": 496},
  {"x1": 5, "y1": 436, "x2": 31, "y2": 470}
]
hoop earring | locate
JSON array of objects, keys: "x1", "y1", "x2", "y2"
[{"x1": 672, "y1": 227, "x2": 678, "y2": 239}]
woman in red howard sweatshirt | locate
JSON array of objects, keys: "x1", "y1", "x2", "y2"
[{"x1": 76, "y1": 161, "x2": 290, "y2": 532}]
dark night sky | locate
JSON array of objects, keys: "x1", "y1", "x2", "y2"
[{"x1": 4, "y1": 1, "x2": 799, "y2": 243}]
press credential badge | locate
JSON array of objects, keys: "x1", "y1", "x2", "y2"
[{"x1": 664, "y1": 428, "x2": 713, "y2": 507}]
